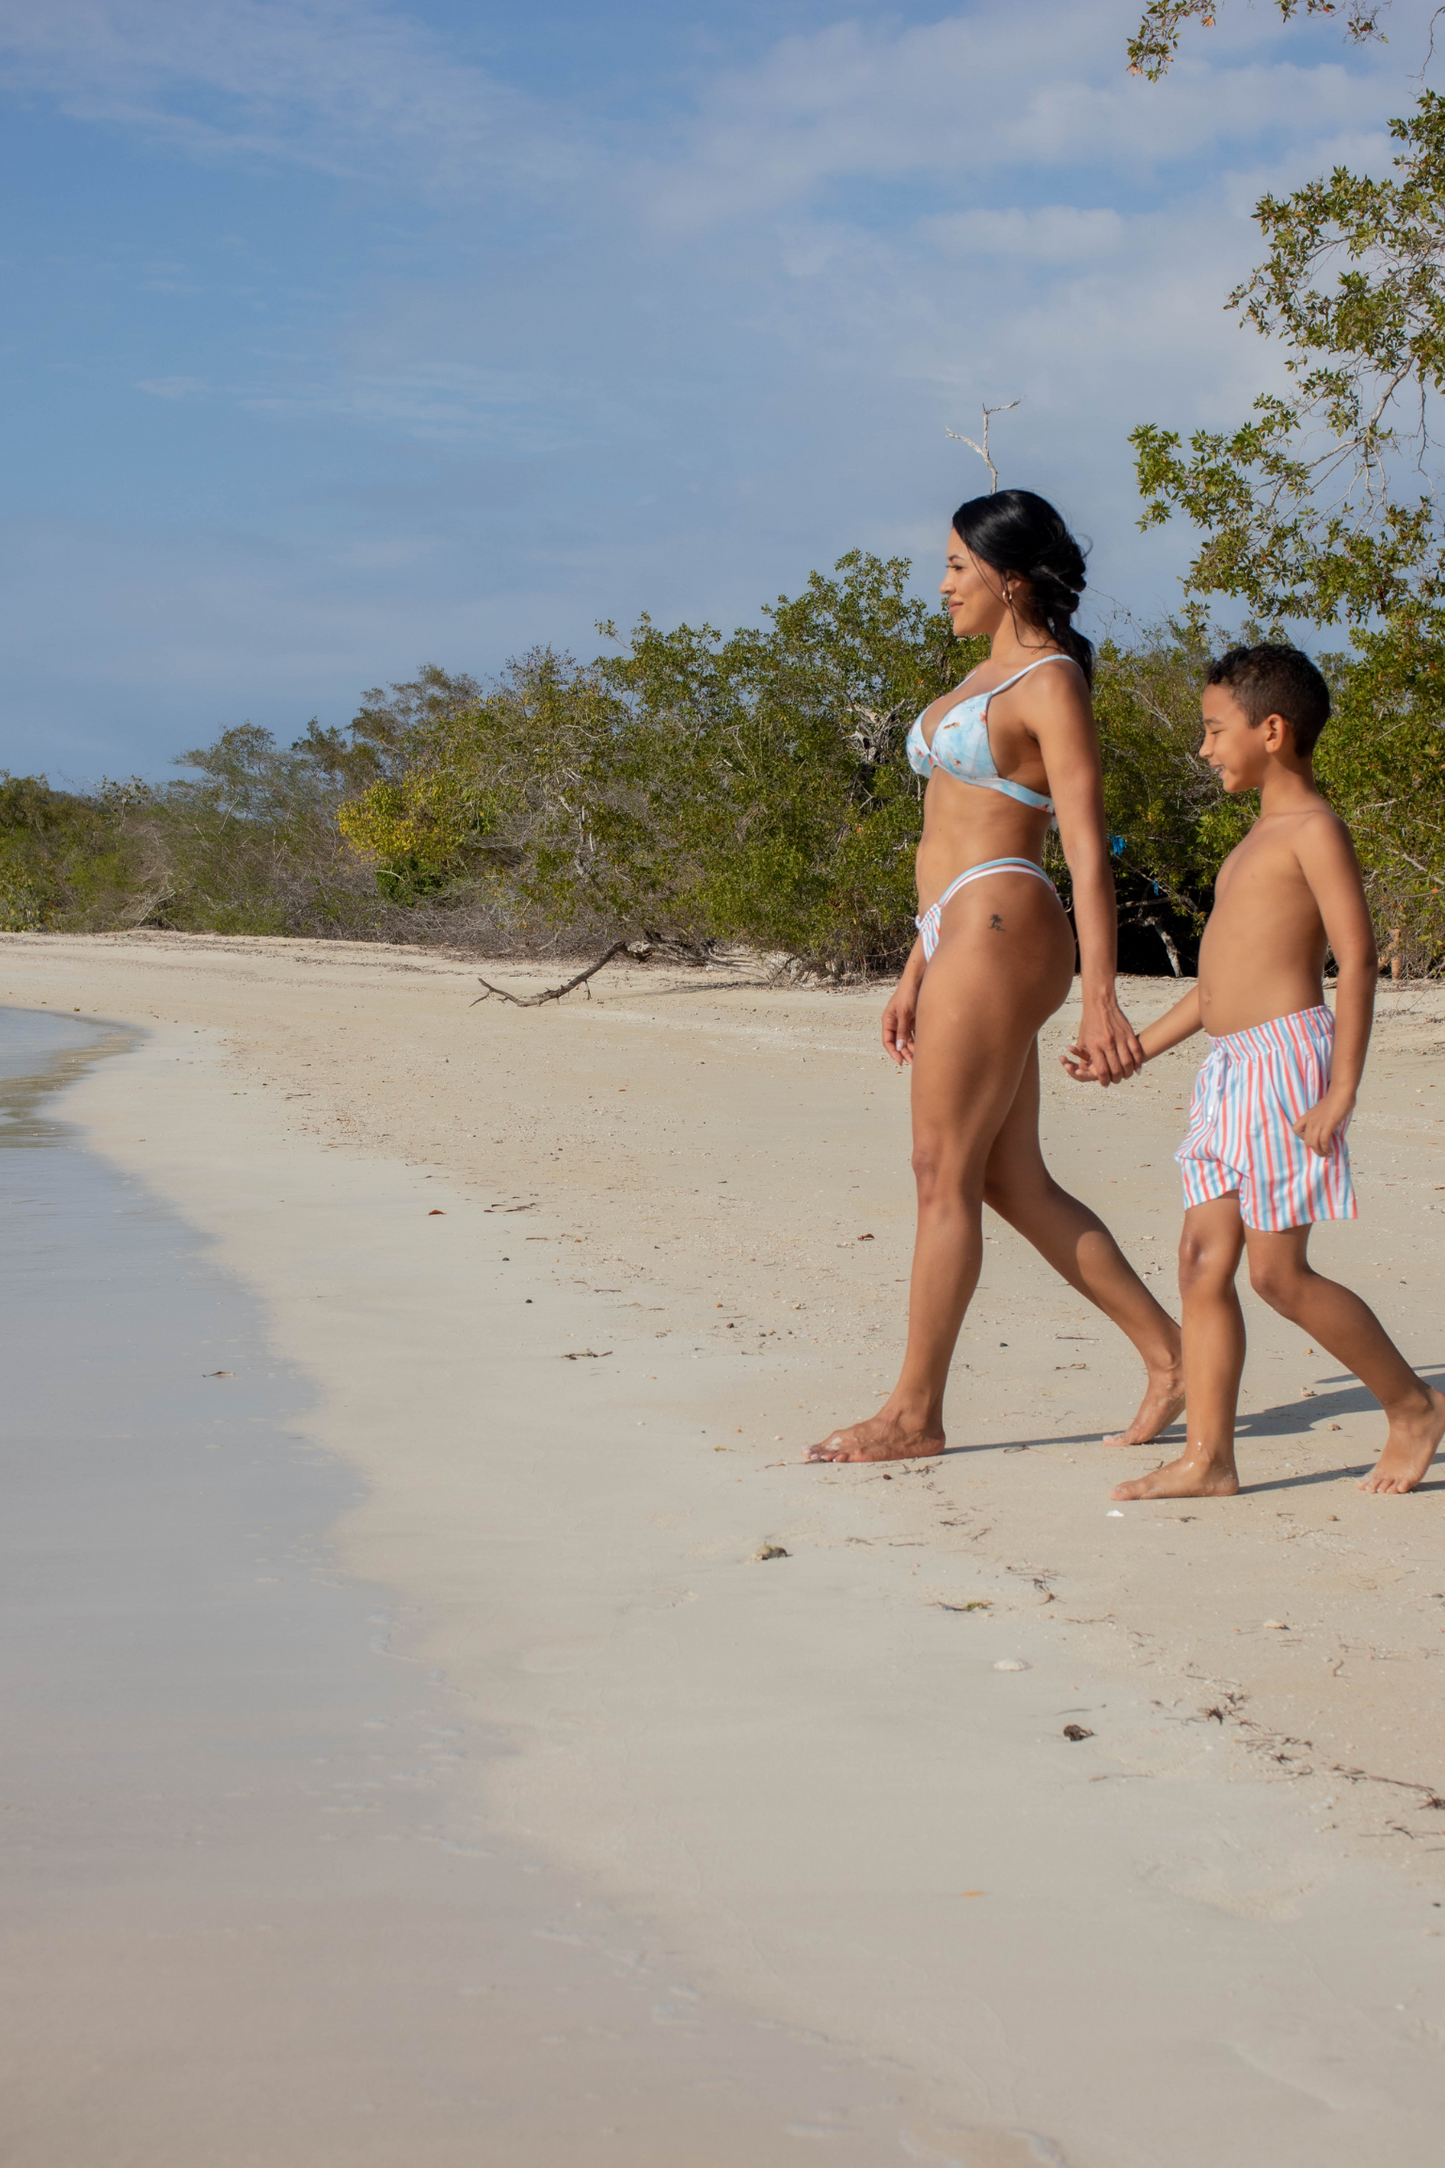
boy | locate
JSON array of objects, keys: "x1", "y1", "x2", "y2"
[{"x1": 1064, "y1": 642, "x2": 1444, "y2": 1499}]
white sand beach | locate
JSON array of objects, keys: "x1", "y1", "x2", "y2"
[{"x1": 4, "y1": 930, "x2": 1445, "y2": 2166}]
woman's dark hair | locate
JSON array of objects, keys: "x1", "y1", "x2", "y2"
[{"x1": 951, "y1": 489, "x2": 1094, "y2": 686}]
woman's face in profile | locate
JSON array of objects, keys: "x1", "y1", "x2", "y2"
[{"x1": 939, "y1": 531, "x2": 1007, "y2": 640}]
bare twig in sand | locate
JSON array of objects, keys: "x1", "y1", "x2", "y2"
[
  {"x1": 471, "y1": 933, "x2": 729, "y2": 1007},
  {"x1": 1335, "y1": 1765, "x2": 1445, "y2": 1810},
  {"x1": 472, "y1": 940, "x2": 636, "y2": 1008}
]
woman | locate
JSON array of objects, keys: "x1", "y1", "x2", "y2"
[{"x1": 808, "y1": 490, "x2": 1182, "y2": 1463}]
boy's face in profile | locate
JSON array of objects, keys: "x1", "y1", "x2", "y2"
[{"x1": 1199, "y1": 683, "x2": 1273, "y2": 794}]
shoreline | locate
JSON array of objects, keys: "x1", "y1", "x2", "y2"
[
  {"x1": 2, "y1": 1009, "x2": 955, "y2": 2168},
  {"x1": 6, "y1": 932, "x2": 1445, "y2": 2163}
]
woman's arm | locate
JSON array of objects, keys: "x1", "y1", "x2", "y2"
[
  {"x1": 1029, "y1": 665, "x2": 1142, "y2": 1085},
  {"x1": 1061, "y1": 985, "x2": 1202, "y2": 1081}
]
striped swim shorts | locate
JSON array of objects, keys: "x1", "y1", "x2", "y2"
[{"x1": 1175, "y1": 1004, "x2": 1355, "y2": 1232}]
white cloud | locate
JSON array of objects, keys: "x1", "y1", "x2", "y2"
[
  {"x1": 921, "y1": 206, "x2": 1129, "y2": 265},
  {"x1": 3, "y1": 0, "x2": 1401, "y2": 224},
  {"x1": 629, "y1": 2, "x2": 1394, "y2": 229},
  {"x1": 2, "y1": 0, "x2": 1434, "y2": 772},
  {"x1": 0, "y1": 0, "x2": 576, "y2": 193}
]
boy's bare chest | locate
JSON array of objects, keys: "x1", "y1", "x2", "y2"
[
  {"x1": 1213, "y1": 832, "x2": 1313, "y2": 919},
  {"x1": 1198, "y1": 817, "x2": 1330, "y2": 1031}
]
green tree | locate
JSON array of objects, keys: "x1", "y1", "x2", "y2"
[
  {"x1": 1131, "y1": 90, "x2": 1445, "y2": 642},
  {"x1": 1127, "y1": 1, "x2": 1385, "y2": 80},
  {"x1": 338, "y1": 554, "x2": 970, "y2": 972},
  {"x1": 1089, "y1": 628, "x2": 1253, "y2": 969},
  {"x1": 1126, "y1": 12, "x2": 1445, "y2": 970},
  {"x1": 0, "y1": 774, "x2": 140, "y2": 930},
  {"x1": 598, "y1": 551, "x2": 969, "y2": 969},
  {"x1": 120, "y1": 724, "x2": 389, "y2": 936}
]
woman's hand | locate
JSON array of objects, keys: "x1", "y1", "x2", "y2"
[
  {"x1": 1074, "y1": 988, "x2": 1144, "y2": 1085},
  {"x1": 882, "y1": 976, "x2": 920, "y2": 1068}
]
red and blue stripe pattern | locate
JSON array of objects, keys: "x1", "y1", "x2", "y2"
[{"x1": 1175, "y1": 1004, "x2": 1356, "y2": 1231}]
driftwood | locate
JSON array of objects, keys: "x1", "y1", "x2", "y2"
[
  {"x1": 471, "y1": 939, "x2": 636, "y2": 1008},
  {"x1": 1141, "y1": 913, "x2": 1183, "y2": 976},
  {"x1": 471, "y1": 934, "x2": 726, "y2": 1008}
]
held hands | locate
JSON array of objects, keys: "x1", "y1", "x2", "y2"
[
  {"x1": 1059, "y1": 1040, "x2": 1105, "y2": 1084},
  {"x1": 1292, "y1": 1093, "x2": 1352, "y2": 1158},
  {"x1": 1058, "y1": 992, "x2": 1145, "y2": 1087}
]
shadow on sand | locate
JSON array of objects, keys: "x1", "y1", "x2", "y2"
[{"x1": 941, "y1": 1364, "x2": 1445, "y2": 1494}]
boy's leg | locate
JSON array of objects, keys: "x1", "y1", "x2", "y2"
[
  {"x1": 1244, "y1": 1226, "x2": 1445, "y2": 1493},
  {"x1": 1113, "y1": 1196, "x2": 1247, "y2": 1501}
]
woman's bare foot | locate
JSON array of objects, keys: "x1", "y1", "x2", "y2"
[
  {"x1": 1111, "y1": 1448, "x2": 1239, "y2": 1502},
  {"x1": 1103, "y1": 1361, "x2": 1185, "y2": 1448},
  {"x1": 806, "y1": 1408, "x2": 945, "y2": 1463},
  {"x1": 1358, "y1": 1385, "x2": 1445, "y2": 1494}
]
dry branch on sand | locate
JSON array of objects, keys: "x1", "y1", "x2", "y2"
[
  {"x1": 471, "y1": 939, "x2": 638, "y2": 1008},
  {"x1": 470, "y1": 935, "x2": 718, "y2": 1008}
]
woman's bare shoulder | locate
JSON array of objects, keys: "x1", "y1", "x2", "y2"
[{"x1": 1000, "y1": 652, "x2": 1091, "y2": 722}]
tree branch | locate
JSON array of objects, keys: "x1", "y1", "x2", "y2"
[
  {"x1": 471, "y1": 939, "x2": 637, "y2": 1007},
  {"x1": 946, "y1": 400, "x2": 1020, "y2": 493}
]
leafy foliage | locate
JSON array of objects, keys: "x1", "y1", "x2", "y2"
[
  {"x1": 122, "y1": 723, "x2": 388, "y2": 935},
  {"x1": 1126, "y1": 43, "x2": 1445, "y2": 974},
  {"x1": 1132, "y1": 91, "x2": 1445, "y2": 637},
  {"x1": 1090, "y1": 626, "x2": 1253, "y2": 968},
  {"x1": 0, "y1": 775, "x2": 138, "y2": 931},
  {"x1": 1127, "y1": 0, "x2": 1384, "y2": 81},
  {"x1": 1314, "y1": 646, "x2": 1445, "y2": 973},
  {"x1": 338, "y1": 554, "x2": 975, "y2": 972},
  {"x1": 8, "y1": 608, "x2": 1438, "y2": 975}
]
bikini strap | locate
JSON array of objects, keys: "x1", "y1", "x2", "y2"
[{"x1": 983, "y1": 652, "x2": 1074, "y2": 701}]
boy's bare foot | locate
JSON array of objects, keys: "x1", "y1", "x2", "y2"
[
  {"x1": 806, "y1": 1410, "x2": 945, "y2": 1463},
  {"x1": 1358, "y1": 1385, "x2": 1445, "y2": 1494},
  {"x1": 1103, "y1": 1362, "x2": 1185, "y2": 1448},
  {"x1": 1111, "y1": 1450, "x2": 1239, "y2": 1502}
]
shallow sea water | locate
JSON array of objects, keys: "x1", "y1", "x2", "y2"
[{"x1": 0, "y1": 1006, "x2": 1042, "y2": 2168}]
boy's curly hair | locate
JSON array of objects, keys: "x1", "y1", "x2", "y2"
[{"x1": 1207, "y1": 642, "x2": 1330, "y2": 759}]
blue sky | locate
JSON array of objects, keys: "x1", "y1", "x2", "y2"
[{"x1": 0, "y1": 0, "x2": 1434, "y2": 782}]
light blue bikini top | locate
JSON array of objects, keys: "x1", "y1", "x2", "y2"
[{"x1": 906, "y1": 652, "x2": 1073, "y2": 811}]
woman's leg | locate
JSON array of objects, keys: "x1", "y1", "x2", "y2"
[
  {"x1": 981, "y1": 1043, "x2": 1183, "y2": 1444},
  {"x1": 809, "y1": 884, "x2": 1069, "y2": 1463}
]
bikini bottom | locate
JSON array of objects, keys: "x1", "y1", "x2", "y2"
[{"x1": 915, "y1": 856, "x2": 1055, "y2": 962}]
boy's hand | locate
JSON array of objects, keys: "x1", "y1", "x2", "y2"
[
  {"x1": 1059, "y1": 1040, "x2": 1105, "y2": 1084},
  {"x1": 1292, "y1": 1094, "x2": 1352, "y2": 1157}
]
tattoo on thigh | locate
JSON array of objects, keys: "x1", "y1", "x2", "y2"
[{"x1": 989, "y1": 913, "x2": 1004, "y2": 931}]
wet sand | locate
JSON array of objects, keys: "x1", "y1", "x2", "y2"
[
  {"x1": 0, "y1": 1009, "x2": 986, "y2": 2167},
  {"x1": 3, "y1": 934, "x2": 1444, "y2": 2165}
]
